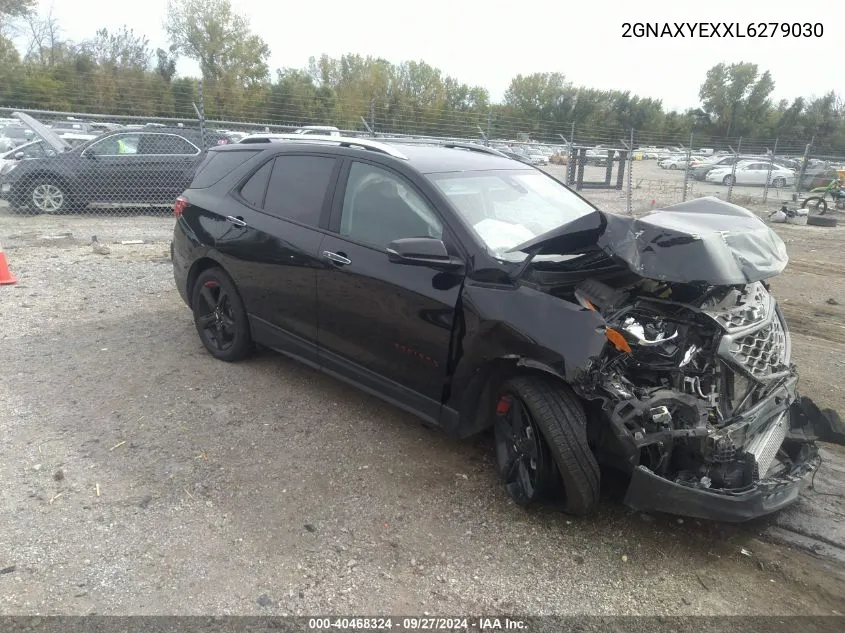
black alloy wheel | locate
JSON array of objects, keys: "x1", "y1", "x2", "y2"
[
  {"x1": 493, "y1": 392, "x2": 557, "y2": 505},
  {"x1": 191, "y1": 268, "x2": 253, "y2": 361}
]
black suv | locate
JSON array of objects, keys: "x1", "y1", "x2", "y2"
[
  {"x1": 0, "y1": 125, "x2": 232, "y2": 214},
  {"x1": 171, "y1": 136, "x2": 823, "y2": 521}
]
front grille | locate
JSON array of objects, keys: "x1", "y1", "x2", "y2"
[
  {"x1": 702, "y1": 282, "x2": 770, "y2": 332},
  {"x1": 727, "y1": 317, "x2": 788, "y2": 379}
]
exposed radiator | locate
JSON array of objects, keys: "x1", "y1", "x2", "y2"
[{"x1": 746, "y1": 412, "x2": 788, "y2": 479}]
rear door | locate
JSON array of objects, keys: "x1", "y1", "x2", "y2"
[
  {"x1": 315, "y1": 159, "x2": 464, "y2": 421},
  {"x1": 214, "y1": 152, "x2": 340, "y2": 364},
  {"x1": 136, "y1": 133, "x2": 203, "y2": 202}
]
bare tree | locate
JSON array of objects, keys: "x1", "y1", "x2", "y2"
[{"x1": 23, "y1": 9, "x2": 63, "y2": 66}]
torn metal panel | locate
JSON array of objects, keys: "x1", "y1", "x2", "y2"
[{"x1": 512, "y1": 197, "x2": 789, "y2": 285}]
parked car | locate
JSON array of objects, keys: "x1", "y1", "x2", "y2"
[
  {"x1": 772, "y1": 156, "x2": 801, "y2": 171},
  {"x1": 169, "y1": 135, "x2": 822, "y2": 522},
  {"x1": 689, "y1": 155, "x2": 761, "y2": 180},
  {"x1": 0, "y1": 113, "x2": 233, "y2": 214},
  {"x1": 584, "y1": 148, "x2": 609, "y2": 166},
  {"x1": 499, "y1": 150, "x2": 534, "y2": 165},
  {"x1": 658, "y1": 155, "x2": 691, "y2": 170},
  {"x1": 0, "y1": 139, "x2": 59, "y2": 171},
  {"x1": 0, "y1": 124, "x2": 35, "y2": 152},
  {"x1": 523, "y1": 149, "x2": 548, "y2": 165},
  {"x1": 705, "y1": 160, "x2": 795, "y2": 187},
  {"x1": 293, "y1": 125, "x2": 341, "y2": 137}
]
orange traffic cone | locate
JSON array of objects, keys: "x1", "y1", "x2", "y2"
[{"x1": 0, "y1": 239, "x2": 16, "y2": 285}]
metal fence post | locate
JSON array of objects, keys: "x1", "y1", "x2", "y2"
[
  {"x1": 369, "y1": 99, "x2": 376, "y2": 137},
  {"x1": 682, "y1": 131, "x2": 693, "y2": 202},
  {"x1": 626, "y1": 128, "x2": 634, "y2": 215},
  {"x1": 795, "y1": 136, "x2": 814, "y2": 197},
  {"x1": 727, "y1": 137, "x2": 742, "y2": 202},
  {"x1": 762, "y1": 138, "x2": 779, "y2": 203}
]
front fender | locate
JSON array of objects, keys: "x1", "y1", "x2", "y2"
[{"x1": 445, "y1": 281, "x2": 608, "y2": 436}]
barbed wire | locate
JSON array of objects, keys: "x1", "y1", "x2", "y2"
[{"x1": 0, "y1": 93, "x2": 838, "y2": 156}]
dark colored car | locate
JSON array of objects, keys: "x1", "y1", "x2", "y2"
[
  {"x1": 0, "y1": 123, "x2": 232, "y2": 214},
  {"x1": 170, "y1": 136, "x2": 823, "y2": 522}
]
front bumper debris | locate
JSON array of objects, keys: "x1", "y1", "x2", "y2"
[{"x1": 623, "y1": 442, "x2": 821, "y2": 522}]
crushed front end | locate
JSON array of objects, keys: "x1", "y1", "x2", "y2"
[{"x1": 574, "y1": 277, "x2": 821, "y2": 522}]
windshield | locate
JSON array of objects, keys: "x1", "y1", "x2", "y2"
[{"x1": 427, "y1": 169, "x2": 596, "y2": 262}]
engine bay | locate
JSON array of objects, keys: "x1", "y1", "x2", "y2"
[{"x1": 530, "y1": 259, "x2": 814, "y2": 494}]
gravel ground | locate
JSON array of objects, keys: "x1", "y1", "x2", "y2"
[{"x1": 1, "y1": 200, "x2": 844, "y2": 617}]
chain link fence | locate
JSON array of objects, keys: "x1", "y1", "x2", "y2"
[{"x1": 1, "y1": 107, "x2": 844, "y2": 220}]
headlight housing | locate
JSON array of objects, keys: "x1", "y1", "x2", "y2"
[{"x1": 0, "y1": 162, "x2": 17, "y2": 177}]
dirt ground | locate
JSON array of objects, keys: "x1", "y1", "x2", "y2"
[{"x1": 1, "y1": 195, "x2": 844, "y2": 616}]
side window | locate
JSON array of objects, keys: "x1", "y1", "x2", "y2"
[
  {"x1": 137, "y1": 134, "x2": 199, "y2": 155},
  {"x1": 21, "y1": 143, "x2": 46, "y2": 159},
  {"x1": 262, "y1": 155, "x2": 336, "y2": 226},
  {"x1": 339, "y1": 162, "x2": 443, "y2": 250},
  {"x1": 191, "y1": 149, "x2": 260, "y2": 188},
  {"x1": 239, "y1": 160, "x2": 273, "y2": 207},
  {"x1": 86, "y1": 133, "x2": 140, "y2": 156}
]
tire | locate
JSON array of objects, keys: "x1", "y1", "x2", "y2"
[
  {"x1": 669, "y1": 164, "x2": 677, "y2": 170},
  {"x1": 802, "y1": 196, "x2": 828, "y2": 215},
  {"x1": 28, "y1": 179, "x2": 72, "y2": 214},
  {"x1": 722, "y1": 175, "x2": 735, "y2": 186},
  {"x1": 494, "y1": 376, "x2": 600, "y2": 515},
  {"x1": 771, "y1": 177, "x2": 786, "y2": 188},
  {"x1": 191, "y1": 267, "x2": 253, "y2": 362},
  {"x1": 807, "y1": 215, "x2": 838, "y2": 227}
]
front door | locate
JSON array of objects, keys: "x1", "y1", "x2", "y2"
[
  {"x1": 79, "y1": 132, "x2": 146, "y2": 202},
  {"x1": 315, "y1": 159, "x2": 464, "y2": 422}
]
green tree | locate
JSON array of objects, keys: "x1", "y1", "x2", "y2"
[
  {"x1": 81, "y1": 26, "x2": 151, "y2": 70},
  {"x1": 165, "y1": 0, "x2": 269, "y2": 83},
  {"x1": 155, "y1": 47, "x2": 178, "y2": 83},
  {"x1": 698, "y1": 62, "x2": 775, "y2": 138},
  {"x1": 0, "y1": 0, "x2": 35, "y2": 33}
]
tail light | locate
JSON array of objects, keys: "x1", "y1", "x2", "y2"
[{"x1": 174, "y1": 195, "x2": 189, "y2": 217}]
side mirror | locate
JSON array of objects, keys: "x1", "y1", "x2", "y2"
[
  {"x1": 13, "y1": 152, "x2": 24, "y2": 160},
  {"x1": 386, "y1": 237, "x2": 464, "y2": 271}
]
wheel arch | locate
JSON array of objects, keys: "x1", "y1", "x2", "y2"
[
  {"x1": 21, "y1": 170, "x2": 75, "y2": 194},
  {"x1": 186, "y1": 256, "x2": 236, "y2": 309},
  {"x1": 453, "y1": 355, "x2": 571, "y2": 439}
]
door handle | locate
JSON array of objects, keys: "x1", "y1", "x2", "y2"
[
  {"x1": 226, "y1": 215, "x2": 247, "y2": 227},
  {"x1": 322, "y1": 250, "x2": 351, "y2": 266}
]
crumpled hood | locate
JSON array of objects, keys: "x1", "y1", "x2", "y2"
[{"x1": 511, "y1": 197, "x2": 789, "y2": 285}]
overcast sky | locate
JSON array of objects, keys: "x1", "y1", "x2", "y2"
[{"x1": 23, "y1": 0, "x2": 838, "y2": 112}]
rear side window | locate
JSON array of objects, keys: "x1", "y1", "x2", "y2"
[
  {"x1": 262, "y1": 155, "x2": 336, "y2": 226},
  {"x1": 192, "y1": 150, "x2": 261, "y2": 188},
  {"x1": 239, "y1": 160, "x2": 273, "y2": 207}
]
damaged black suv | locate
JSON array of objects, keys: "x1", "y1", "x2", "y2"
[{"x1": 171, "y1": 135, "x2": 822, "y2": 522}]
